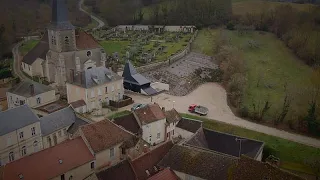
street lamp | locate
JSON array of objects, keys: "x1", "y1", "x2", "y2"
[
  {"x1": 235, "y1": 138, "x2": 247, "y2": 158},
  {"x1": 172, "y1": 101, "x2": 175, "y2": 109}
]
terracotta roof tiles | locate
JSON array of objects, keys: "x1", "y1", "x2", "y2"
[
  {"x1": 96, "y1": 160, "x2": 136, "y2": 180},
  {"x1": 165, "y1": 109, "x2": 181, "y2": 124},
  {"x1": 147, "y1": 168, "x2": 179, "y2": 180},
  {"x1": 76, "y1": 31, "x2": 101, "y2": 50},
  {"x1": 81, "y1": 119, "x2": 135, "y2": 153},
  {"x1": 134, "y1": 104, "x2": 166, "y2": 124},
  {"x1": 113, "y1": 113, "x2": 141, "y2": 135}
]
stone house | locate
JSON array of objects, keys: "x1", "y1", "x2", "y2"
[
  {"x1": 79, "y1": 120, "x2": 137, "y2": 169},
  {"x1": 0, "y1": 105, "x2": 43, "y2": 165},
  {"x1": 40, "y1": 106, "x2": 77, "y2": 149},
  {"x1": 70, "y1": 99, "x2": 87, "y2": 114},
  {"x1": 6, "y1": 80, "x2": 56, "y2": 109},
  {"x1": 2, "y1": 137, "x2": 95, "y2": 180},
  {"x1": 21, "y1": 0, "x2": 107, "y2": 88},
  {"x1": 66, "y1": 66, "x2": 124, "y2": 112},
  {"x1": 133, "y1": 104, "x2": 166, "y2": 145},
  {"x1": 164, "y1": 109, "x2": 181, "y2": 140}
]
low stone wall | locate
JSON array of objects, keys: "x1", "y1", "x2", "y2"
[
  {"x1": 116, "y1": 25, "x2": 196, "y2": 33},
  {"x1": 109, "y1": 95, "x2": 134, "y2": 108},
  {"x1": 136, "y1": 30, "x2": 198, "y2": 73}
]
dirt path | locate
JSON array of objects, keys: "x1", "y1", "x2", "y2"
[{"x1": 125, "y1": 83, "x2": 320, "y2": 148}]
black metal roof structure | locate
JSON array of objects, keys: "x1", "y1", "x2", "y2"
[
  {"x1": 49, "y1": 0, "x2": 74, "y2": 30},
  {"x1": 122, "y1": 60, "x2": 150, "y2": 86}
]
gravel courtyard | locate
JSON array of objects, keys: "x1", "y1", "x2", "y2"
[{"x1": 142, "y1": 52, "x2": 218, "y2": 96}]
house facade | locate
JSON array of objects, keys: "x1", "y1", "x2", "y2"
[
  {"x1": 66, "y1": 66, "x2": 124, "y2": 112},
  {"x1": 7, "y1": 81, "x2": 56, "y2": 109},
  {"x1": 0, "y1": 105, "x2": 43, "y2": 165},
  {"x1": 164, "y1": 109, "x2": 181, "y2": 140},
  {"x1": 133, "y1": 104, "x2": 166, "y2": 145}
]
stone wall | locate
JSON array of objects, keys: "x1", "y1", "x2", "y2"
[
  {"x1": 115, "y1": 25, "x2": 196, "y2": 33},
  {"x1": 136, "y1": 30, "x2": 198, "y2": 73}
]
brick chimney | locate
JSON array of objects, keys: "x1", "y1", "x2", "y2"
[{"x1": 30, "y1": 84, "x2": 35, "y2": 96}]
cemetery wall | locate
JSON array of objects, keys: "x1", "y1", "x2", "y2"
[
  {"x1": 116, "y1": 25, "x2": 196, "y2": 32},
  {"x1": 136, "y1": 30, "x2": 199, "y2": 73}
]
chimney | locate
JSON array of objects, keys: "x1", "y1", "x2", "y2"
[
  {"x1": 70, "y1": 69, "x2": 74, "y2": 83},
  {"x1": 162, "y1": 107, "x2": 165, "y2": 112},
  {"x1": 30, "y1": 84, "x2": 35, "y2": 96}
]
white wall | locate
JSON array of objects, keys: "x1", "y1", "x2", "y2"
[
  {"x1": 22, "y1": 62, "x2": 33, "y2": 77},
  {"x1": 42, "y1": 127, "x2": 70, "y2": 149},
  {"x1": 7, "y1": 90, "x2": 56, "y2": 109},
  {"x1": 173, "y1": 127, "x2": 194, "y2": 140},
  {"x1": 142, "y1": 119, "x2": 166, "y2": 145},
  {"x1": 6, "y1": 92, "x2": 27, "y2": 109}
]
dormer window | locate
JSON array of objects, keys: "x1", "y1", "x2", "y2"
[
  {"x1": 87, "y1": 51, "x2": 92, "y2": 57},
  {"x1": 65, "y1": 36, "x2": 69, "y2": 45}
]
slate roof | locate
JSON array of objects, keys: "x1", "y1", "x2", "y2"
[
  {"x1": 96, "y1": 160, "x2": 137, "y2": 180},
  {"x1": 123, "y1": 60, "x2": 150, "y2": 86},
  {"x1": 49, "y1": 0, "x2": 74, "y2": 30},
  {"x1": 186, "y1": 128, "x2": 264, "y2": 159},
  {"x1": 158, "y1": 145, "x2": 237, "y2": 180},
  {"x1": 176, "y1": 118, "x2": 202, "y2": 133},
  {"x1": 8, "y1": 80, "x2": 53, "y2": 98},
  {"x1": 22, "y1": 33, "x2": 49, "y2": 65},
  {"x1": 3, "y1": 137, "x2": 94, "y2": 180},
  {"x1": 36, "y1": 100, "x2": 69, "y2": 114},
  {"x1": 147, "y1": 168, "x2": 179, "y2": 180},
  {"x1": 113, "y1": 113, "x2": 141, "y2": 135},
  {"x1": 76, "y1": 31, "x2": 101, "y2": 50},
  {"x1": 232, "y1": 156, "x2": 304, "y2": 180},
  {"x1": 165, "y1": 109, "x2": 181, "y2": 124},
  {"x1": 70, "y1": 99, "x2": 86, "y2": 108},
  {"x1": 40, "y1": 106, "x2": 76, "y2": 136},
  {"x1": 131, "y1": 141, "x2": 174, "y2": 180},
  {"x1": 67, "y1": 116, "x2": 89, "y2": 135},
  {"x1": 71, "y1": 67, "x2": 122, "y2": 89},
  {"x1": 134, "y1": 104, "x2": 166, "y2": 125},
  {"x1": 81, "y1": 119, "x2": 135, "y2": 153},
  {"x1": 0, "y1": 105, "x2": 39, "y2": 136}
]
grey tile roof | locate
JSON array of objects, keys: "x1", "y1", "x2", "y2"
[
  {"x1": 123, "y1": 60, "x2": 150, "y2": 86},
  {"x1": 40, "y1": 106, "x2": 76, "y2": 136},
  {"x1": 158, "y1": 145, "x2": 237, "y2": 180},
  {"x1": 22, "y1": 33, "x2": 49, "y2": 65},
  {"x1": 49, "y1": 0, "x2": 74, "y2": 30},
  {"x1": 0, "y1": 105, "x2": 40, "y2": 136},
  {"x1": 67, "y1": 116, "x2": 89, "y2": 135},
  {"x1": 186, "y1": 128, "x2": 264, "y2": 159},
  {"x1": 176, "y1": 118, "x2": 202, "y2": 133},
  {"x1": 8, "y1": 80, "x2": 54, "y2": 98},
  {"x1": 72, "y1": 67, "x2": 122, "y2": 88}
]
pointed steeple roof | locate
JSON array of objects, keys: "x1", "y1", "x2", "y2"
[
  {"x1": 49, "y1": 0, "x2": 74, "y2": 30},
  {"x1": 123, "y1": 60, "x2": 137, "y2": 76},
  {"x1": 122, "y1": 60, "x2": 150, "y2": 86}
]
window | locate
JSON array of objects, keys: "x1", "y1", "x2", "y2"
[
  {"x1": 64, "y1": 36, "x2": 69, "y2": 45},
  {"x1": 69, "y1": 176, "x2": 73, "y2": 180},
  {"x1": 19, "y1": 132, "x2": 24, "y2": 139},
  {"x1": 36, "y1": 97, "x2": 41, "y2": 104},
  {"x1": 157, "y1": 133, "x2": 160, "y2": 139},
  {"x1": 19, "y1": 100, "x2": 25, "y2": 105},
  {"x1": 61, "y1": 174, "x2": 65, "y2": 180},
  {"x1": 90, "y1": 162, "x2": 95, "y2": 169},
  {"x1": 87, "y1": 51, "x2": 92, "y2": 57},
  {"x1": 63, "y1": 128, "x2": 67, "y2": 135},
  {"x1": 33, "y1": 141, "x2": 38, "y2": 152},
  {"x1": 9, "y1": 152, "x2": 14, "y2": 162},
  {"x1": 47, "y1": 136, "x2": 52, "y2": 147},
  {"x1": 110, "y1": 148, "x2": 115, "y2": 158},
  {"x1": 105, "y1": 87, "x2": 108, "y2": 93},
  {"x1": 91, "y1": 90, "x2": 95, "y2": 98},
  {"x1": 173, "y1": 130, "x2": 174, "y2": 135},
  {"x1": 58, "y1": 130, "x2": 62, "y2": 137},
  {"x1": 98, "y1": 88, "x2": 102, "y2": 96},
  {"x1": 31, "y1": 127, "x2": 36, "y2": 136},
  {"x1": 21, "y1": 146, "x2": 26, "y2": 156},
  {"x1": 28, "y1": 66, "x2": 30, "y2": 71}
]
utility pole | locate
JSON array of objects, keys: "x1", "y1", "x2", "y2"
[{"x1": 235, "y1": 138, "x2": 246, "y2": 158}]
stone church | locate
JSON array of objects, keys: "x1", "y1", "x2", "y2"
[{"x1": 22, "y1": 0, "x2": 107, "y2": 88}]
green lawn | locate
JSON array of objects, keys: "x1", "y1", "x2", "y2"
[
  {"x1": 225, "y1": 30, "x2": 313, "y2": 120},
  {"x1": 107, "y1": 110, "x2": 131, "y2": 119},
  {"x1": 181, "y1": 113, "x2": 320, "y2": 175},
  {"x1": 100, "y1": 41, "x2": 130, "y2": 56},
  {"x1": 19, "y1": 40, "x2": 39, "y2": 56},
  {"x1": 191, "y1": 29, "x2": 218, "y2": 56}
]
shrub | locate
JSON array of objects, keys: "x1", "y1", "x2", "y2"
[
  {"x1": 262, "y1": 145, "x2": 278, "y2": 161},
  {"x1": 238, "y1": 106, "x2": 249, "y2": 118},
  {"x1": 226, "y1": 21, "x2": 235, "y2": 30}
]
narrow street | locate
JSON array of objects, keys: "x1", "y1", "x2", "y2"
[
  {"x1": 78, "y1": 0, "x2": 105, "y2": 30},
  {"x1": 12, "y1": 41, "x2": 29, "y2": 81}
]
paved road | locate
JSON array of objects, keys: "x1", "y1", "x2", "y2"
[
  {"x1": 125, "y1": 83, "x2": 320, "y2": 148},
  {"x1": 78, "y1": 0, "x2": 105, "y2": 30},
  {"x1": 12, "y1": 41, "x2": 29, "y2": 81}
]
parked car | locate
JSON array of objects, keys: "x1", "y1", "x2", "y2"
[
  {"x1": 188, "y1": 104, "x2": 208, "y2": 116},
  {"x1": 131, "y1": 103, "x2": 146, "y2": 111}
]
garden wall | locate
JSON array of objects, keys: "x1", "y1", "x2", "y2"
[
  {"x1": 136, "y1": 30, "x2": 198, "y2": 73},
  {"x1": 109, "y1": 95, "x2": 134, "y2": 108},
  {"x1": 116, "y1": 25, "x2": 196, "y2": 33}
]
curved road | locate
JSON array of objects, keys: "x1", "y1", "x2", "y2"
[
  {"x1": 78, "y1": 0, "x2": 105, "y2": 30},
  {"x1": 125, "y1": 83, "x2": 320, "y2": 148}
]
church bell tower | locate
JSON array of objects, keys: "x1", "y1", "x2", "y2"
[{"x1": 48, "y1": 0, "x2": 76, "y2": 52}]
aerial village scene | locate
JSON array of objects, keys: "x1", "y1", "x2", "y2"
[{"x1": 0, "y1": 0, "x2": 320, "y2": 179}]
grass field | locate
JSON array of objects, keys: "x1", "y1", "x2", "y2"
[
  {"x1": 181, "y1": 113, "x2": 320, "y2": 175},
  {"x1": 232, "y1": 0, "x2": 315, "y2": 15},
  {"x1": 191, "y1": 29, "x2": 218, "y2": 56},
  {"x1": 225, "y1": 30, "x2": 313, "y2": 120},
  {"x1": 100, "y1": 41, "x2": 131, "y2": 57},
  {"x1": 19, "y1": 40, "x2": 39, "y2": 56}
]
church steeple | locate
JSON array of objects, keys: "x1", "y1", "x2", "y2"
[{"x1": 50, "y1": 0, "x2": 74, "y2": 30}]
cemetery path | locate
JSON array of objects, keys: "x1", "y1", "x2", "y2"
[
  {"x1": 124, "y1": 83, "x2": 320, "y2": 148},
  {"x1": 78, "y1": 0, "x2": 105, "y2": 30}
]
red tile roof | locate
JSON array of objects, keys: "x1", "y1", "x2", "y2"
[
  {"x1": 131, "y1": 141, "x2": 174, "y2": 180},
  {"x1": 147, "y1": 168, "x2": 179, "y2": 180},
  {"x1": 134, "y1": 104, "x2": 166, "y2": 124},
  {"x1": 76, "y1": 31, "x2": 101, "y2": 50},
  {"x1": 81, "y1": 119, "x2": 135, "y2": 153},
  {"x1": 3, "y1": 137, "x2": 94, "y2": 180},
  {"x1": 70, "y1": 99, "x2": 86, "y2": 108},
  {"x1": 165, "y1": 109, "x2": 181, "y2": 124}
]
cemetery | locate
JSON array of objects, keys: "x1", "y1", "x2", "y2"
[{"x1": 90, "y1": 27, "x2": 195, "y2": 67}]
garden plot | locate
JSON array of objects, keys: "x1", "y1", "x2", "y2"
[{"x1": 143, "y1": 52, "x2": 219, "y2": 96}]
